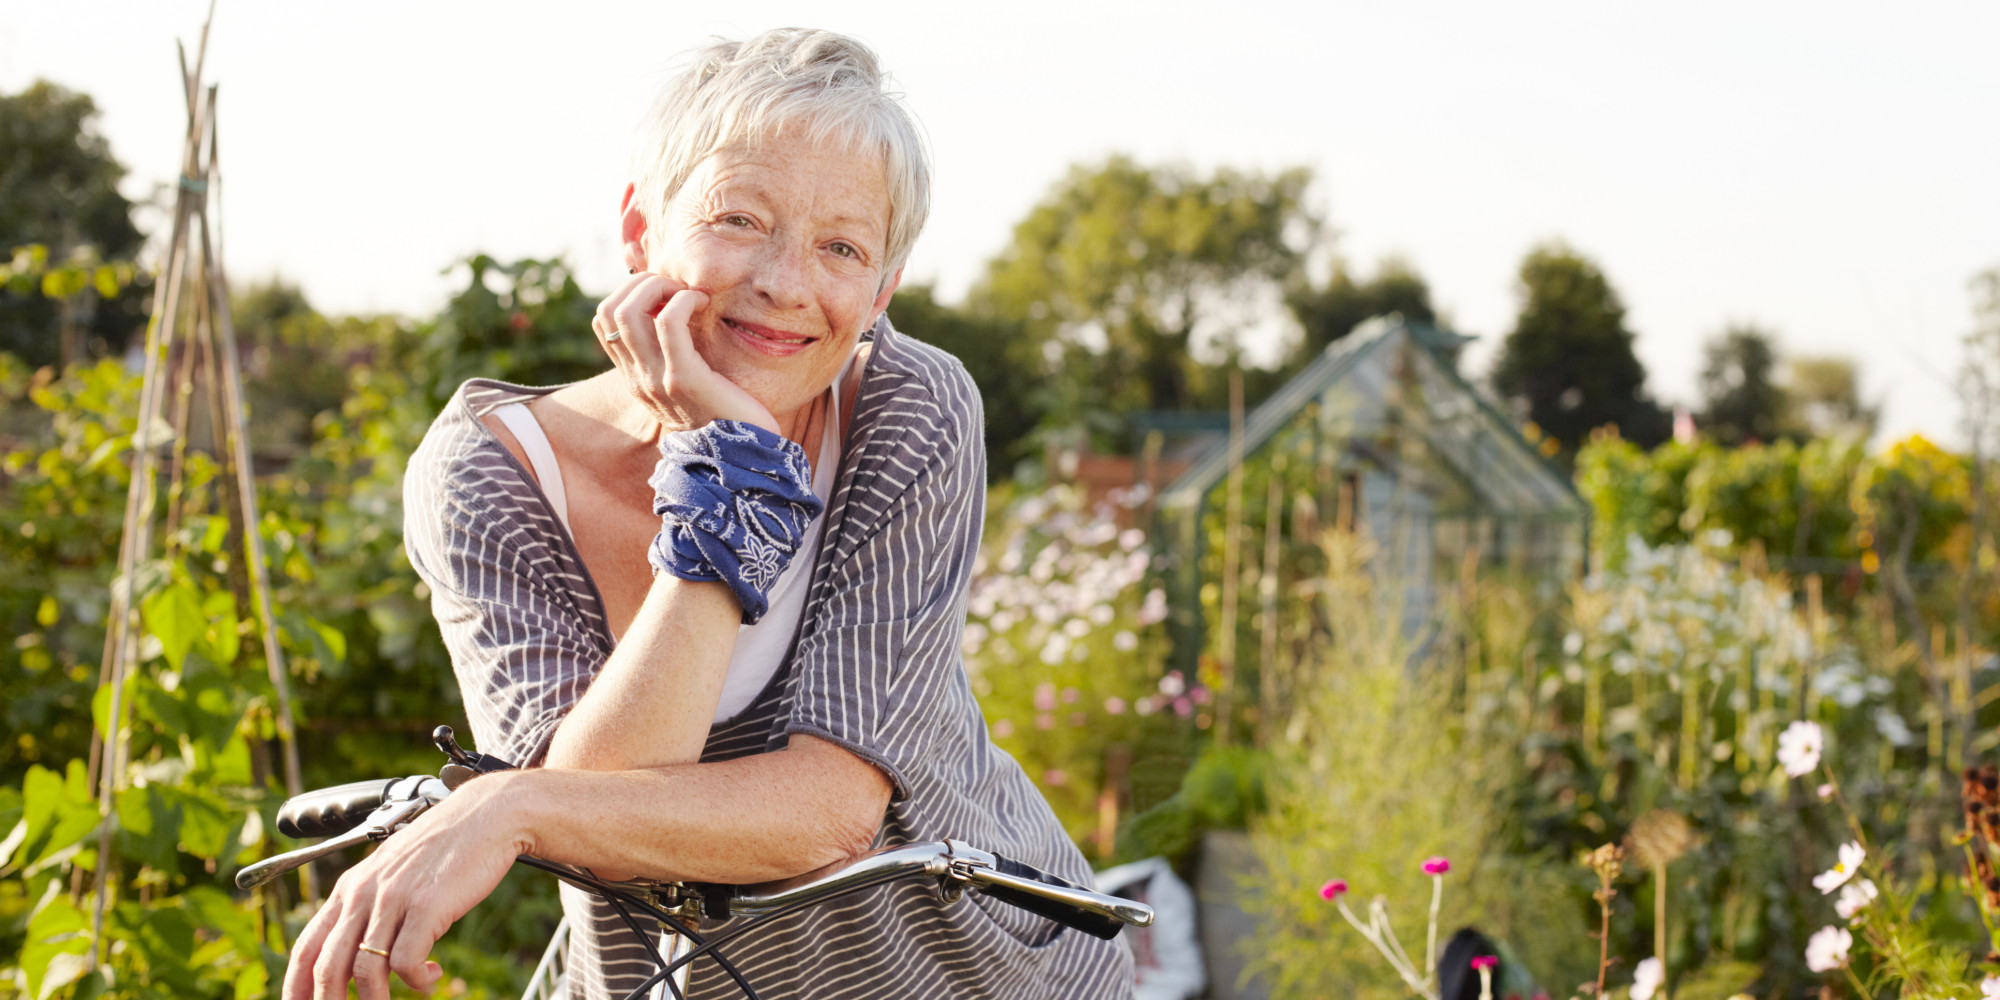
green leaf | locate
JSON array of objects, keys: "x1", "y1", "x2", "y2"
[
  {"x1": 182, "y1": 885, "x2": 259, "y2": 954},
  {"x1": 201, "y1": 589, "x2": 242, "y2": 665},
  {"x1": 111, "y1": 901, "x2": 200, "y2": 993},
  {"x1": 234, "y1": 959, "x2": 268, "y2": 1000},
  {"x1": 162, "y1": 786, "x2": 231, "y2": 858},
  {"x1": 142, "y1": 581, "x2": 204, "y2": 670},
  {"x1": 309, "y1": 618, "x2": 347, "y2": 666},
  {"x1": 36, "y1": 593, "x2": 58, "y2": 627},
  {"x1": 91, "y1": 264, "x2": 120, "y2": 298},
  {"x1": 22, "y1": 886, "x2": 91, "y2": 1000},
  {"x1": 114, "y1": 785, "x2": 180, "y2": 870},
  {"x1": 40, "y1": 267, "x2": 87, "y2": 300},
  {"x1": 20, "y1": 761, "x2": 99, "y2": 871},
  {"x1": 199, "y1": 514, "x2": 230, "y2": 554}
]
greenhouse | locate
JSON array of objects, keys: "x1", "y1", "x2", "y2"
[{"x1": 1155, "y1": 314, "x2": 1589, "y2": 667}]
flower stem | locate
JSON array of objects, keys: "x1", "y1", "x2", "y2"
[
  {"x1": 1595, "y1": 892, "x2": 1613, "y2": 999},
  {"x1": 1841, "y1": 961, "x2": 1870, "y2": 999},
  {"x1": 1335, "y1": 898, "x2": 1433, "y2": 999},
  {"x1": 1426, "y1": 873, "x2": 1442, "y2": 988},
  {"x1": 1653, "y1": 860, "x2": 1668, "y2": 994},
  {"x1": 1477, "y1": 966, "x2": 1493, "y2": 1000},
  {"x1": 1961, "y1": 841, "x2": 2000, "y2": 954}
]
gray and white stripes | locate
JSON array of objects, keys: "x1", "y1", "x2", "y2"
[{"x1": 403, "y1": 317, "x2": 1134, "y2": 999}]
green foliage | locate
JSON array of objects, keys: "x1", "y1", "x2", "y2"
[
  {"x1": 971, "y1": 156, "x2": 1318, "y2": 434},
  {"x1": 1114, "y1": 745, "x2": 1268, "y2": 867},
  {"x1": 0, "y1": 251, "x2": 615, "y2": 997},
  {"x1": 0, "y1": 82, "x2": 150, "y2": 366},
  {"x1": 1577, "y1": 432, "x2": 1883, "y2": 574},
  {"x1": 1698, "y1": 326, "x2": 1786, "y2": 447},
  {"x1": 1490, "y1": 242, "x2": 1669, "y2": 458}
]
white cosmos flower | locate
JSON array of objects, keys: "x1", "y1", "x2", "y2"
[
  {"x1": 1980, "y1": 974, "x2": 2000, "y2": 999},
  {"x1": 1804, "y1": 925, "x2": 1852, "y2": 973},
  {"x1": 1629, "y1": 957, "x2": 1663, "y2": 1000},
  {"x1": 1777, "y1": 720, "x2": 1824, "y2": 778},
  {"x1": 1834, "y1": 879, "x2": 1877, "y2": 922},
  {"x1": 1814, "y1": 841, "x2": 1866, "y2": 894}
]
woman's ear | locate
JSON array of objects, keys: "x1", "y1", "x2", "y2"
[{"x1": 618, "y1": 183, "x2": 647, "y2": 272}]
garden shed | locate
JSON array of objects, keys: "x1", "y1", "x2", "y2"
[{"x1": 1154, "y1": 314, "x2": 1589, "y2": 671}]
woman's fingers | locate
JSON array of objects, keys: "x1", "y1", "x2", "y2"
[
  {"x1": 654, "y1": 288, "x2": 712, "y2": 393},
  {"x1": 379, "y1": 877, "x2": 446, "y2": 995},
  {"x1": 611, "y1": 275, "x2": 683, "y2": 382},
  {"x1": 351, "y1": 890, "x2": 408, "y2": 1000},
  {"x1": 307, "y1": 888, "x2": 372, "y2": 1000},
  {"x1": 281, "y1": 893, "x2": 341, "y2": 1000}
]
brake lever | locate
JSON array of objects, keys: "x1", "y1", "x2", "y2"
[{"x1": 236, "y1": 794, "x2": 430, "y2": 889}]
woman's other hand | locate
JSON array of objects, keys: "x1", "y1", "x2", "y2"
[{"x1": 595, "y1": 272, "x2": 781, "y2": 436}]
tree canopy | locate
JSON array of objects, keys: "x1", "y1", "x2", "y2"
[
  {"x1": 1285, "y1": 256, "x2": 1436, "y2": 369},
  {"x1": 0, "y1": 80, "x2": 148, "y2": 366},
  {"x1": 971, "y1": 156, "x2": 1318, "y2": 431},
  {"x1": 1782, "y1": 354, "x2": 1876, "y2": 442},
  {"x1": 1490, "y1": 243, "x2": 1668, "y2": 456},
  {"x1": 1697, "y1": 325, "x2": 1785, "y2": 446}
]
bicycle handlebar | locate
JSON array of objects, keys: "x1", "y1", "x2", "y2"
[{"x1": 275, "y1": 778, "x2": 400, "y2": 839}]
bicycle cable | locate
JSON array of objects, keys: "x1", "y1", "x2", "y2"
[{"x1": 515, "y1": 855, "x2": 761, "y2": 1000}]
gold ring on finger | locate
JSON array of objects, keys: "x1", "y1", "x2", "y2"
[{"x1": 358, "y1": 943, "x2": 391, "y2": 958}]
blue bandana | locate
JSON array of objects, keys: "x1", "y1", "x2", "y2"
[{"x1": 647, "y1": 420, "x2": 825, "y2": 625}]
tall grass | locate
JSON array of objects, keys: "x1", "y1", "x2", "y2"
[{"x1": 1242, "y1": 529, "x2": 1584, "y2": 998}]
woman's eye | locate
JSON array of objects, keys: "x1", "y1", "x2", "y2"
[
  {"x1": 723, "y1": 214, "x2": 753, "y2": 228},
  {"x1": 829, "y1": 242, "x2": 857, "y2": 259}
]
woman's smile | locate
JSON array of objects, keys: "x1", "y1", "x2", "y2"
[{"x1": 722, "y1": 316, "x2": 819, "y2": 356}]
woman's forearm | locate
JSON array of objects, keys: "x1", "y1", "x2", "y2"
[
  {"x1": 492, "y1": 735, "x2": 892, "y2": 884},
  {"x1": 543, "y1": 573, "x2": 741, "y2": 771}
]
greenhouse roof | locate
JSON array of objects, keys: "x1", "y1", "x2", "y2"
[{"x1": 1157, "y1": 314, "x2": 1586, "y2": 520}]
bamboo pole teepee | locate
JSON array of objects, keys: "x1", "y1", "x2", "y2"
[{"x1": 86, "y1": 5, "x2": 311, "y2": 962}]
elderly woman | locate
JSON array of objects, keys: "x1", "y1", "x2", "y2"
[{"x1": 282, "y1": 27, "x2": 1133, "y2": 1000}]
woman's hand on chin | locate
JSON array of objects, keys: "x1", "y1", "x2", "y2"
[{"x1": 595, "y1": 272, "x2": 780, "y2": 436}]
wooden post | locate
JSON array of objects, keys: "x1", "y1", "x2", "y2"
[{"x1": 1215, "y1": 370, "x2": 1245, "y2": 743}]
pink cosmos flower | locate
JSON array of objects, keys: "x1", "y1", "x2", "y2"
[
  {"x1": 1422, "y1": 856, "x2": 1451, "y2": 875},
  {"x1": 1470, "y1": 956, "x2": 1498, "y2": 970},
  {"x1": 1318, "y1": 879, "x2": 1348, "y2": 900}
]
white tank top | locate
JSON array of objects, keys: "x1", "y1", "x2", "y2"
[{"x1": 492, "y1": 358, "x2": 848, "y2": 725}]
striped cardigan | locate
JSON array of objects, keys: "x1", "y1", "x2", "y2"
[{"x1": 403, "y1": 317, "x2": 1134, "y2": 999}]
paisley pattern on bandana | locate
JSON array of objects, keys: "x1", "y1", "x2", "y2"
[{"x1": 648, "y1": 420, "x2": 825, "y2": 624}]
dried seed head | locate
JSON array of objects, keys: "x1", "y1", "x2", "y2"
[
  {"x1": 1583, "y1": 842, "x2": 1625, "y2": 883},
  {"x1": 1627, "y1": 810, "x2": 1696, "y2": 869}
]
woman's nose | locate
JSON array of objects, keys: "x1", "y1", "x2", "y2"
[{"x1": 750, "y1": 238, "x2": 811, "y2": 310}]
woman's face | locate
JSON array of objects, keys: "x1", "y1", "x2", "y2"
[{"x1": 638, "y1": 132, "x2": 901, "y2": 424}]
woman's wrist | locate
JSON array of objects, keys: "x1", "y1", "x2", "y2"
[{"x1": 459, "y1": 768, "x2": 545, "y2": 858}]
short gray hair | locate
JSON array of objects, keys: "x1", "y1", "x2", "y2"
[{"x1": 630, "y1": 29, "x2": 931, "y2": 277}]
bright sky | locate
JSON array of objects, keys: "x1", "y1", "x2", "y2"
[{"x1": 4, "y1": 2, "x2": 1996, "y2": 446}]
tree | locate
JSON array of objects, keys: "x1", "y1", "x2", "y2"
[
  {"x1": 1697, "y1": 326, "x2": 1786, "y2": 446},
  {"x1": 0, "y1": 80, "x2": 148, "y2": 366},
  {"x1": 1782, "y1": 354, "x2": 1877, "y2": 442},
  {"x1": 971, "y1": 156, "x2": 1319, "y2": 430},
  {"x1": 1285, "y1": 256, "x2": 1436, "y2": 369},
  {"x1": 1490, "y1": 243, "x2": 1668, "y2": 456}
]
